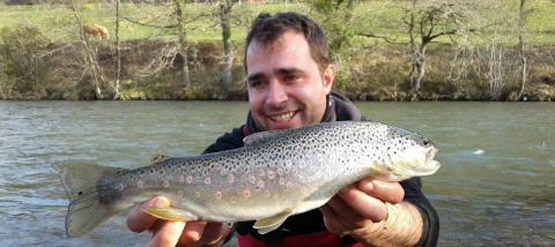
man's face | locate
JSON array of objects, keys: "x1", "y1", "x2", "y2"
[{"x1": 246, "y1": 31, "x2": 334, "y2": 131}]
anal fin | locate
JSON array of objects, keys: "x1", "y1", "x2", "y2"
[
  {"x1": 253, "y1": 209, "x2": 293, "y2": 235},
  {"x1": 144, "y1": 207, "x2": 199, "y2": 221}
]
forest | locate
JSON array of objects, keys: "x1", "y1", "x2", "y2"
[{"x1": 0, "y1": 0, "x2": 554, "y2": 101}]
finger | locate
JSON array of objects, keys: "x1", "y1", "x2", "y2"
[
  {"x1": 339, "y1": 185, "x2": 388, "y2": 222},
  {"x1": 357, "y1": 180, "x2": 404, "y2": 203},
  {"x1": 327, "y1": 192, "x2": 367, "y2": 226},
  {"x1": 201, "y1": 222, "x2": 226, "y2": 245},
  {"x1": 319, "y1": 203, "x2": 351, "y2": 235},
  {"x1": 148, "y1": 220, "x2": 186, "y2": 247},
  {"x1": 127, "y1": 196, "x2": 171, "y2": 233},
  {"x1": 178, "y1": 221, "x2": 207, "y2": 244}
]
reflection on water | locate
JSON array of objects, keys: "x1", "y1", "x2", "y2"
[{"x1": 0, "y1": 101, "x2": 553, "y2": 246}]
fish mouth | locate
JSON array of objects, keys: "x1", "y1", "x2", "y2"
[{"x1": 423, "y1": 147, "x2": 441, "y2": 175}]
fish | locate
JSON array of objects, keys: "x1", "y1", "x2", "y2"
[{"x1": 56, "y1": 120, "x2": 441, "y2": 237}]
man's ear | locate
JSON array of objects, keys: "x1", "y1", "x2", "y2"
[{"x1": 322, "y1": 64, "x2": 335, "y2": 93}]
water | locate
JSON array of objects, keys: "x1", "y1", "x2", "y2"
[{"x1": 0, "y1": 101, "x2": 553, "y2": 246}]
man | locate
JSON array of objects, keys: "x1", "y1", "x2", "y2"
[{"x1": 127, "y1": 12, "x2": 439, "y2": 247}]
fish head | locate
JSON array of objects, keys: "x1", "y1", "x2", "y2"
[{"x1": 374, "y1": 127, "x2": 441, "y2": 181}]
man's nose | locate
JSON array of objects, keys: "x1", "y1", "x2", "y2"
[{"x1": 265, "y1": 79, "x2": 288, "y2": 106}]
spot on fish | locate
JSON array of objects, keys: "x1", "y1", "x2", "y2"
[
  {"x1": 186, "y1": 176, "x2": 193, "y2": 184},
  {"x1": 204, "y1": 177, "x2": 211, "y2": 185},
  {"x1": 267, "y1": 170, "x2": 275, "y2": 180},
  {"x1": 227, "y1": 174, "x2": 235, "y2": 184},
  {"x1": 219, "y1": 167, "x2": 227, "y2": 176},
  {"x1": 216, "y1": 191, "x2": 223, "y2": 200},
  {"x1": 243, "y1": 189, "x2": 251, "y2": 199},
  {"x1": 136, "y1": 180, "x2": 144, "y2": 188},
  {"x1": 264, "y1": 190, "x2": 271, "y2": 198},
  {"x1": 195, "y1": 191, "x2": 201, "y2": 198},
  {"x1": 248, "y1": 175, "x2": 256, "y2": 184},
  {"x1": 279, "y1": 178, "x2": 285, "y2": 185},
  {"x1": 256, "y1": 180, "x2": 265, "y2": 190},
  {"x1": 115, "y1": 183, "x2": 125, "y2": 191},
  {"x1": 277, "y1": 168, "x2": 284, "y2": 176},
  {"x1": 162, "y1": 180, "x2": 170, "y2": 188}
]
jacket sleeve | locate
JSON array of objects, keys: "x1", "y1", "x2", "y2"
[
  {"x1": 203, "y1": 127, "x2": 245, "y2": 154},
  {"x1": 400, "y1": 177, "x2": 440, "y2": 247}
]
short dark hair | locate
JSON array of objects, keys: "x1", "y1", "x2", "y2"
[{"x1": 244, "y1": 12, "x2": 330, "y2": 72}]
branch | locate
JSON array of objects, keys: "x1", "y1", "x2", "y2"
[
  {"x1": 122, "y1": 13, "x2": 212, "y2": 30},
  {"x1": 426, "y1": 23, "x2": 493, "y2": 43},
  {"x1": 123, "y1": 16, "x2": 177, "y2": 29},
  {"x1": 426, "y1": 29, "x2": 458, "y2": 42},
  {"x1": 357, "y1": 32, "x2": 407, "y2": 45}
]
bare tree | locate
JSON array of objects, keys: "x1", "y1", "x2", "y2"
[
  {"x1": 173, "y1": 0, "x2": 191, "y2": 89},
  {"x1": 69, "y1": 0, "x2": 105, "y2": 99},
  {"x1": 114, "y1": 0, "x2": 122, "y2": 99},
  {"x1": 403, "y1": 0, "x2": 473, "y2": 99},
  {"x1": 516, "y1": 0, "x2": 529, "y2": 100},
  {"x1": 219, "y1": 0, "x2": 234, "y2": 95}
]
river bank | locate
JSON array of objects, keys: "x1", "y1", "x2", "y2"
[
  {"x1": 1, "y1": 1, "x2": 554, "y2": 101},
  {"x1": 1, "y1": 38, "x2": 554, "y2": 101}
]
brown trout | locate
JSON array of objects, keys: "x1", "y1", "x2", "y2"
[{"x1": 57, "y1": 121, "x2": 440, "y2": 237}]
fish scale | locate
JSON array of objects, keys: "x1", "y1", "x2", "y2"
[{"x1": 56, "y1": 120, "x2": 441, "y2": 237}]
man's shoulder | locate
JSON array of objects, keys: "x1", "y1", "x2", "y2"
[
  {"x1": 331, "y1": 91, "x2": 367, "y2": 121},
  {"x1": 203, "y1": 125, "x2": 246, "y2": 154}
]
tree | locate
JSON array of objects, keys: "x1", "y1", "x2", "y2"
[
  {"x1": 173, "y1": 0, "x2": 191, "y2": 89},
  {"x1": 114, "y1": 0, "x2": 122, "y2": 99},
  {"x1": 516, "y1": 0, "x2": 529, "y2": 100},
  {"x1": 219, "y1": 0, "x2": 234, "y2": 96},
  {"x1": 69, "y1": 0, "x2": 106, "y2": 99},
  {"x1": 403, "y1": 0, "x2": 472, "y2": 99}
]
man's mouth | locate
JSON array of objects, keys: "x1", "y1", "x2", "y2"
[{"x1": 269, "y1": 111, "x2": 296, "y2": 122}]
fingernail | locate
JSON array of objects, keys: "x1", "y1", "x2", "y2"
[{"x1": 149, "y1": 196, "x2": 170, "y2": 207}]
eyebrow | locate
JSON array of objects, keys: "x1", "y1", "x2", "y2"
[
  {"x1": 276, "y1": 68, "x2": 304, "y2": 76},
  {"x1": 247, "y1": 67, "x2": 306, "y2": 83},
  {"x1": 247, "y1": 73, "x2": 264, "y2": 83}
]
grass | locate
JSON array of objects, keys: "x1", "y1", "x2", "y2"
[{"x1": 1, "y1": 1, "x2": 554, "y2": 45}]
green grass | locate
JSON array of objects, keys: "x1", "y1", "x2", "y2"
[{"x1": 0, "y1": 1, "x2": 554, "y2": 45}]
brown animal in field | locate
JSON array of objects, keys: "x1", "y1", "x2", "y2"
[{"x1": 82, "y1": 24, "x2": 110, "y2": 40}]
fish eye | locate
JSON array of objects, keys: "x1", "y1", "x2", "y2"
[{"x1": 422, "y1": 138, "x2": 431, "y2": 146}]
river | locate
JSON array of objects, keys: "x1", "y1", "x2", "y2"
[{"x1": 0, "y1": 101, "x2": 553, "y2": 246}]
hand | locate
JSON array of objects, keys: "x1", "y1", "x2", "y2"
[
  {"x1": 320, "y1": 179, "x2": 404, "y2": 236},
  {"x1": 127, "y1": 196, "x2": 229, "y2": 247}
]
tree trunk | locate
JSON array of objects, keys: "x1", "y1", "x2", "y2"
[
  {"x1": 114, "y1": 0, "x2": 122, "y2": 99},
  {"x1": 220, "y1": 0, "x2": 233, "y2": 96},
  {"x1": 517, "y1": 0, "x2": 527, "y2": 101},
  {"x1": 69, "y1": 0, "x2": 104, "y2": 99},
  {"x1": 411, "y1": 46, "x2": 426, "y2": 94},
  {"x1": 173, "y1": 0, "x2": 190, "y2": 89}
]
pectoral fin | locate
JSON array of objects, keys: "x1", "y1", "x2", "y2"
[
  {"x1": 253, "y1": 209, "x2": 293, "y2": 235},
  {"x1": 144, "y1": 207, "x2": 199, "y2": 221}
]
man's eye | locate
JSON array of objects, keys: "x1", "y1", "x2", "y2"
[
  {"x1": 248, "y1": 80, "x2": 262, "y2": 88},
  {"x1": 284, "y1": 75, "x2": 300, "y2": 82}
]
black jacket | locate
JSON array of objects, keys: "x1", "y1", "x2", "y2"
[{"x1": 204, "y1": 91, "x2": 439, "y2": 246}]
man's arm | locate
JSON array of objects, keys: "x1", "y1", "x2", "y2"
[{"x1": 321, "y1": 179, "x2": 438, "y2": 247}]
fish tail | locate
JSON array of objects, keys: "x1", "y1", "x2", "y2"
[{"x1": 56, "y1": 162, "x2": 128, "y2": 237}]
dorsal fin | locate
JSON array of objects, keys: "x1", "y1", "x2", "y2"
[{"x1": 243, "y1": 129, "x2": 291, "y2": 147}]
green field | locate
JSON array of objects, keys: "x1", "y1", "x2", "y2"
[{"x1": 1, "y1": 1, "x2": 554, "y2": 45}]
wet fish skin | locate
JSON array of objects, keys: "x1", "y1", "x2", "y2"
[{"x1": 57, "y1": 121, "x2": 441, "y2": 237}]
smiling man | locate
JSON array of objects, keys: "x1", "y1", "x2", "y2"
[{"x1": 127, "y1": 12, "x2": 439, "y2": 247}]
